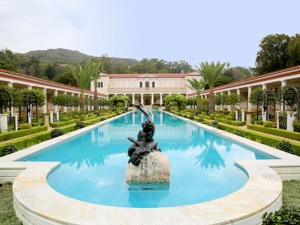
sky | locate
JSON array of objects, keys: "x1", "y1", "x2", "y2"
[{"x1": 0, "y1": 0, "x2": 299, "y2": 68}]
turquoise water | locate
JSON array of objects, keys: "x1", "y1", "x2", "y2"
[{"x1": 21, "y1": 111, "x2": 276, "y2": 208}]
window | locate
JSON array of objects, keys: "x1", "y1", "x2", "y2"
[
  {"x1": 140, "y1": 82, "x2": 143, "y2": 88},
  {"x1": 145, "y1": 82, "x2": 149, "y2": 88},
  {"x1": 98, "y1": 82, "x2": 103, "y2": 88},
  {"x1": 152, "y1": 82, "x2": 155, "y2": 88}
]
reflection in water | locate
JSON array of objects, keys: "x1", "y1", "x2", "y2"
[
  {"x1": 128, "y1": 183, "x2": 170, "y2": 208},
  {"x1": 195, "y1": 142, "x2": 225, "y2": 169}
]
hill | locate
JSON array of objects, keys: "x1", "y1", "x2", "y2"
[{"x1": 22, "y1": 48, "x2": 139, "y2": 65}]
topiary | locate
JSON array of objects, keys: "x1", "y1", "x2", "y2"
[
  {"x1": 75, "y1": 121, "x2": 85, "y2": 129},
  {"x1": 275, "y1": 140, "x2": 295, "y2": 154},
  {"x1": 74, "y1": 115, "x2": 80, "y2": 119},
  {"x1": 263, "y1": 121, "x2": 273, "y2": 128},
  {"x1": 20, "y1": 123, "x2": 31, "y2": 129},
  {"x1": 232, "y1": 129, "x2": 244, "y2": 137},
  {"x1": 293, "y1": 121, "x2": 300, "y2": 132},
  {"x1": 209, "y1": 114, "x2": 215, "y2": 120},
  {"x1": 215, "y1": 113, "x2": 221, "y2": 118},
  {"x1": 262, "y1": 206, "x2": 300, "y2": 225},
  {"x1": 61, "y1": 117, "x2": 69, "y2": 122},
  {"x1": 80, "y1": 115, "x2": 86, "y2": 121},
  {"x1": 50, "y1": 129, "x2": 64, "y2": 138},
  {"x1": 210, "y1": 120, "x2": 221, "y2": 129},
  {"x1": 189, "y1": 115, "x2": 195, "y2": 120},
  {"x1": 1, "y1": 143, "x2": 18, "y2": 156}
]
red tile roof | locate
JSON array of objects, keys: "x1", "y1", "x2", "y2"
[
  {"x1": 0, "y1": 69, "x2": 107, "y2": 97},
  {"x1": 108, "y1": 73, "x2": 187, "y2": 78}
]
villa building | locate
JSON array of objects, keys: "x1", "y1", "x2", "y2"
[{"x1": 1, "y1": 66, "x2": 300, "y2": 113}]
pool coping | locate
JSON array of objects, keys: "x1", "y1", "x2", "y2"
[{"x1": 1, "y1": 111, "x2": 300, "y2": 225}]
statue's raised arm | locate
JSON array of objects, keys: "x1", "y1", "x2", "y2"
[{"x1": 134, "y1": 104, "x2": 152, "y2": 122}]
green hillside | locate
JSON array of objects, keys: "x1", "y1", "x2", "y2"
[{"x1": 22, "y1": 48, "x2": 139, "y2": 66}]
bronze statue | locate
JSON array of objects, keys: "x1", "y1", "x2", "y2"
[{"x1": 127, "y1": 105, "x2": 161, "y2": 166}]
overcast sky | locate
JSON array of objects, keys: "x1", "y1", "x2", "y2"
[{"x1": 0, "y1": 0, "x2": 299, "y2": 68}]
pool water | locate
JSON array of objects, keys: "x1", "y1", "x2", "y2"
[{"x1": 21, "y1": 111, "x2": 276, "y2": 208}]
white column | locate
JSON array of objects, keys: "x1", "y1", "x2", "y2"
[
  {"x1": 63, "y1": 92, "x2": 67, "y2": 112},
  {"x1": 54, "y1": 90, "x2": 58, "y2": 113},
  {"x1": 0, "y1": 114, "x2": 8, "y2": 133},
  {"x1": 281, "y1": 80, "x2": 287, "y2": 111},
  {"x1": 77, "y1": 93, "x2": 80, "y2": 111},
  {"x1": 248, "y1": 86, "x2": 252, "y2": 112},
  {"x1": 132, "y1": 94, "x2": 135, "y2": 105},
  {"x1": 262, "y1": 83, "x2": 267, "y2": 90},
  {"x1": 28, "y1": 85, "x2": 32, "y2": 90},
  {"x1": 151, "y1": 94, "x2": 154, "y2": 105},
  {"x1": 160, "y1": 94, "x2": 163, "y2": 106},
  {"x1": 7, "y1": 82, "x2": 13, "y2": 88},
  {"x1": 141, "y1": 94, "x2": 144, "y2": 105},
  {"x1": 220, "y1": 92, "x2": 223, "y2": 111},
  {"x1": 43, "y1": 88, "x2": 47, "y2": 114}
]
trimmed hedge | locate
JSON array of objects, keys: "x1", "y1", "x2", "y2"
[
  {"x1": 50, "y1": 118, "x2": 80, "y2": 128},
  {"x1": 221, "y1": 123, "x2": 300, "y2": 156},
  {"x1": 215, "y1": 118, "x2": 245, "y2": 126},
  {"x1": 0, "y1": 126, "x2": 48, "y2": 142},
  {"x1": 247, "y1": 124, "x2": 300, "y2": 142}
]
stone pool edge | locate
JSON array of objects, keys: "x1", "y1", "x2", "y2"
[{"x1": 0, "y1": 111, "x2": 300, "y2": 225}]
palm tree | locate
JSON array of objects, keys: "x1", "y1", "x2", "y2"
[
  {"x1": 196, "y1": 62, "x2": 227, "y2": 113},
  {"x1": 90, "y1": 62, "x2": 103, "y2": 113},
  {"x1": 70, "y1": 63, "x2": 93, "y2": 111},
  {"x1": 187, "y1": 78, "x2": 206, "y2": 114}
]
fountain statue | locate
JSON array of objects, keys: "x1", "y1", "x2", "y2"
[{"x1": 126, "y1": 105, "x2": 170, "y2": 183}]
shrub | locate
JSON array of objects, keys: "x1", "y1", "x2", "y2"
[
  {"x1": 74, "y1": 115, "x2": 80, "y2": 119},
  {"x1": 276, "y1": 140, "x2": 295, "y2": 154},
  {"x1": 20, "y1": 123, "x2": 31, "y2": 129},
  {"x1": 263, "y1": 121, "x2": 273, "y2": 128},
  {"x1": 197, "y1": 117, "x2": 204, "y2": 122},
  {"x1": 0, "y1": 126, "x2": 47, "y2": 142},
  {"x1": 293, "y1": 121, "x2": 300, "y2": 132},
  {"x1": 1, "y1": 143, "x2": 18, "y2": 156},
  {"x1": 215, "y1": 113, "x2": 221, "y2": 118},
  {"x1": 80, "y1": 115, "x2": 86, "y2": 121},
  {"x1": 209, "y1": 114, "x2": 215, "y2": 120},
  {"x1": 188, "y1": 115, "x2": 195, "y2": 120},
  {"x1": 210, "y1": 120, "x2": 221, "y2": 129},
  {"x1": 50, "y1": 129, "x2": 64, "y2": 138},
  {"x1": 231, "y1": 129, "x2": 244, "y2": 137},
  {"x1": 61, "y1": 117, "x2": 69, "y2": 122},
  {"x1": 262, "y1": 206, "x2": 300, "y2": 224},
  {"x1": 75, "y1": 121, "x2": 85, "y2": 129},
  {"x1": 226, "y1": 115, "x2": 233, "y2": 120}
]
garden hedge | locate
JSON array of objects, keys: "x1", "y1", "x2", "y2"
[
  {"x1": 247, "y1": 124, "x2": 300, "y2": 142},
  {"x1": 0, "y1": 113, "x2": 117, "y2": 156},
  {"x1": 50, "y1": 118, "x2": 80, "y2": 128},
  {"x1": 215, "y1": 118, "x2": 245, "y2": 126},
  {"x1": 221, "y1": 123, "x2": 300, "y2": 156},
  {"x1": 0, "y1": 126, "x2": 48, "y2": 142}
]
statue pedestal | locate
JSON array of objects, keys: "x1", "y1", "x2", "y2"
[{"x1": 126, "y1": 151, "x2": 170, "y2": 183}]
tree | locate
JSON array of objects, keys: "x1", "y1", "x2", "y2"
[
  {"x1": 53, "y1": 71, "x2": 78, "y2": 86},
  {"x1": 44, "y1": 63, "x2": 58, "y2": 80},
  {"x1": 287, "y1": 33, "x2": 300, "y2": 67},
  {"x1": 163, "y1": 94, "x2": 187, "y2": 111},
  {"x1": 223, "y1": 66, "x2": 252, "y2": 81},
  {"x1": 186, "y1": 78, "x2": 205, "y2": 114},
  {"x1": 69, "y1": 63, "x2": 94, "y2": 111},
  {"x1": 255, "y1": 34, "x2": 290, "y2": 75},
  {"x1": 89, "y1": 61, "x2": 103, "y2": 113},
  {"x1": 196, "y1": 62, "x2": 227, "y2": 113},
  {"x1": 228, "y1": 93, "x2": 241, "y2": 112}
]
